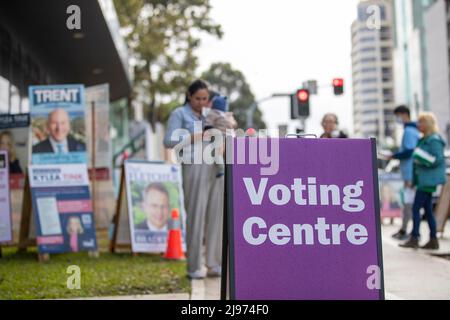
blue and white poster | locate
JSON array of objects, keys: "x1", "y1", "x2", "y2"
[
  {"x1": 29, "y1": 84, "x2": 87, "y2": 164},
  {"x1": 29, "y1": 164, "x2": 97, "y2": 254}
]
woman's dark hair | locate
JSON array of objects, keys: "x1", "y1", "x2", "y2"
[
  {"x1": 208, "y1": 90, "x2": 219, "y2": 102},
  {"x1": 184, "y1": 79, "x2": 209, "y2": 105}
]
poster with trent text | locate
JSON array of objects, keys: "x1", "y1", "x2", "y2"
[{"x1": 29, "y1": 84, "x2": 86, "y2": 165}]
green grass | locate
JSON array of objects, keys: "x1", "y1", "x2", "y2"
[{"x1": 0, "y1": 247, "x2": 190, "y2": 300}]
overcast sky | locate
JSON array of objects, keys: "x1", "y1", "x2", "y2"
[{"x1": 197, "y1": 0, "x2": 360, "y2": 136}]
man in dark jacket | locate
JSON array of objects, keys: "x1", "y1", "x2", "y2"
[
  {"x1": 32, "y1": 108, "x2": 85, "y2": 154},
  {"x1": 390, "y1": 106, "x2": 420, "y2": 240}
]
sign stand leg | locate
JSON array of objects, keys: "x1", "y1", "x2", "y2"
[
  {"x1": 221, "y1": 163, "x2": 230, "y2": 300},
  {"x1": 89, "y1": 101, "x2": 99, "y2": 259},
  {"x1": 18, "y1": 173, "x2": 32, "y2": 253},
  {"x1": 38, "y1": 253, "x2": 49, "y2": 262},
  {"x1": 110, "y1": 165, "x2": 125, "y2": 253},
  {"x1": 88, "y1": 250, "x2": 100, "y2": 258}
]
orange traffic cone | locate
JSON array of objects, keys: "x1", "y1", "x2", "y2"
[{"x1": 164, "y1": 208, "x2": 186, "y2": 260}]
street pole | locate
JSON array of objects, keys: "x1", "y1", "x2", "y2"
[
  {"x1": 91, "y1": 101, "x2": 96, "y2": 219},
  {"x1": 246, "y1": 94, "x2": 291, "y2": 129}
]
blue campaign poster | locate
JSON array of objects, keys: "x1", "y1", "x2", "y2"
[
  {"x1": 29, "y1": 164, "x2": 97, "y2": 254},
  {"x1": 29, "y1": 84, "x2": 87, "y2": 164}
]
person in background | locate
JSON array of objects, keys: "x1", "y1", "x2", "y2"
[
  {"x1": 163, "y1": 79, "x2": 223, "y2": 279},
  {"x1": 204, "y1": 95, "x2": 238, "y2": 178},
  {"x1": 400, "y1": 113, "x2": 446, "y2": 250},
  {"x1": 0, "y1": 131, "x2": 23, "y2": 174},
  {"x1": 320, "y1": 113, "x2": 348, "y2": 138},
  {"x1": 390, "y1": 105, "x2": 420, "y2": 240}
]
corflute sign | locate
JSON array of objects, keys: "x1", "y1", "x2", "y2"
[{"x1": 226, "y1": 137, "x2": 384, "y2": 300}]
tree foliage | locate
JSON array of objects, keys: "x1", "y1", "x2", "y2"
[
  {"x1": 113, "y1": 0, "x2": 223, "y2": 123},
  {"x1": 201, "y1": 63, "x2": 266, "y2": 129}
]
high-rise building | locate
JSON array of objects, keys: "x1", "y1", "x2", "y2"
[
  {"x1": 424, "y1": 0, "x2": 450, "y2": 142},
  {"x1": 351, "y1": 0, "x2": 396, "y2": 145},
  {"x1": 393, "y1": 0, "x2": 435, "y2": 118}
]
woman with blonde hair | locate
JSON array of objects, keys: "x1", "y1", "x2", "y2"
[{"x1": 400, "y1": 112, "x2": 446, "y2": 250}]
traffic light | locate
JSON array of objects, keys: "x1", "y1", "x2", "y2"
[
  {"x1": 332, "y1": 78, "x2": 344, "y2": 95},
  {"x1": 296, "y1": 88, "x2": 310, "y2": 117}
]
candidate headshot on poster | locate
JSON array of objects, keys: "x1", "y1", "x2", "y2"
[
  {"x1": 0, "y1": 150, "x2": 12, "y2": 244},
  {"x1": 135, "y1": 182, "x2": 171, "y2": 232},
  {"x1": 29, "y1": 85, "x2": 87, "y2": 164},
  {"x1": 121, "y1": 161, "x2": 187, "y2": 254},
  {"x1": 0, "y1": 113, "x2": 30, "y2": 175}
]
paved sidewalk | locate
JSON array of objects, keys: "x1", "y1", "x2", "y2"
[
  {"x1": 71, "y1": 293, "x2": 190, "y2": 300},
  {"x1": 381, "y1": 221, "x2": 450, "y2": 300},
  {"x1": 191, "y1": 221, "x2": 450, "y2": 300}
]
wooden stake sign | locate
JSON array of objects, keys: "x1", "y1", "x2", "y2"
[
  {"x1": 110, "y1": 160, "x2": 186, "y2": 255},
  {"x1": 436, "y1": 174, "x2": 450, "y2": 234},
  {"x1": 0, "y1": 151, "x2": 13, "y2": 258}
]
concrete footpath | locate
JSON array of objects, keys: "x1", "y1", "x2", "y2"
[
  {"x1": 76, "y1": 221, "x2": 450, "y2": 300},
  {"x1": 381, "y1": 221, "x2": 450, "y2": 300},
  {"x1": 190, "y1": 221, "x2": 450, "y2": 300}
]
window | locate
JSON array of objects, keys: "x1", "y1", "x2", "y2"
[
  {"x1": 360, "y1": 57, "x2": 376, "y2": 63},
  {"x1": 360, "y1": 47, "x2": 376, "y2": 53},
  {"x1": 0, "y1": 76, "x2": 8, "y2": 113},
  {"x1": 361, "y1": 78, "x2": 377, "y2": 83},
  {"x1": 362, "y1": 88, "x2": 378, "y2": 94},
  {"x1": 360, "y1": 36, "x2": 376, "y2": 42},
  {"x1": 362, "y1": 99, "x2": 378, "y2": 104},
  {"x1": 361, "y1": 67, "x2": 377, "y2": 73},
  {"x1": 0, "y1": 23, "x2": 45, "y2": 114}
]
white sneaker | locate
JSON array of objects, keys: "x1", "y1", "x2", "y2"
[
  {"x1": 207, "y1": 266, "x2": 222, "y2": 278},
  {"x1": 188, "y1": 269, "x2": 206, "y2": 279}
]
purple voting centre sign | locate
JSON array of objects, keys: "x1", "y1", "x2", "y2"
[{"x1": 224, "y1": 137, "x2": 384, "y2": 300}]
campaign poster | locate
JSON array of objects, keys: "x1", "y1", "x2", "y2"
[
  {"x1": 29, "y1": 164, "x2": 97, "y2": 253},
  {"x1": 0, "y1": 150, "x2": 12, "y2": 243},
  {"x1": 125, "y1": 161, "x2": 186, "y2": 253},
  {"x1": 29, "y1": 84, "x2": 87, "y2": 165},
  {"x1": 227, "y1": 137, "x2": 384, "y2": 300},
  {"x1": 378, "y1": 172, "x2": 403, "y2": 218},
  {"x1": 85, "y1": 84, "x2": 112, "y2": 170},
  {"x1": 0, "y1": 113, "x2": 30, "y2": 176}
]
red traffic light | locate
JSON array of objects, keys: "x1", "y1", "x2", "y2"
[
  {"x1": 297, "y1": 89, "x2": 309, "y2": 101},
  {"x1": 333, "y1": 78, "x2": 344, "y2": 87},
  {"x1": 332, "y1": 78, "x2": 344, "y2": 95}
]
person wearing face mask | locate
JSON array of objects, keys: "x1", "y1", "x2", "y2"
[
  {"x1": 163, "y1": 79, "x2": 223, "y2": 279},
  {"x1": 389, "y1": 105, "x2": 420, "y2": 240}
]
